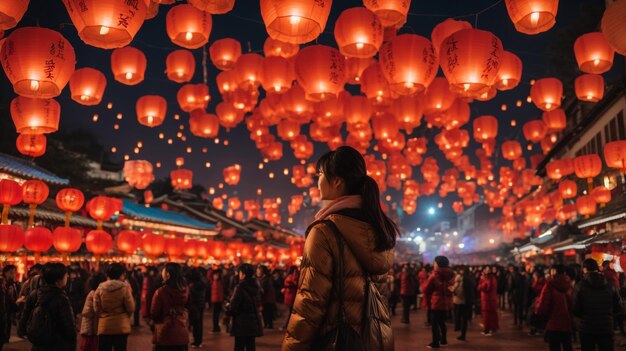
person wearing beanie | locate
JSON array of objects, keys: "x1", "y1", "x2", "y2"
[
  {"x1": 572, "y1": 258, "x2": 622, "y2": 351},
  {"x1": 423, "y1": 256, "x2": 455, "y2": 349}
]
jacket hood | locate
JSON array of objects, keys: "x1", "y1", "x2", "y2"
[
  {"x1": 584, "y1": 271, "x2": 608, "y2": 290},
  {"x1": 37, "y1": 284, "x2": 65, "y2": 305},
  {"x1": 99, "y1": 279, "x2": 128, "y2": 292},
  {"x1": 435, "y1": 267, "x2": 455, "y2": 282},
  {"x1": 328, "y1": 214, "x2": 394, "y2": 276},
  {"x1": 162, "y1": 285, "x2": 188, "y2": 305},
  {"x1": 549, "y1": 274, "x2": 571, "y2": 293}
]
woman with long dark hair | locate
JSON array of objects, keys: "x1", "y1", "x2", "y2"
[
  {"x1": 225, "y1": 264, "x2": 263, "y2": 351},
  {"x1": 151, "y1": 263, "x2": 189, "y2": 351},
  {"x1": 281, "y1": 146, "x2": 397, "y2": 351}
]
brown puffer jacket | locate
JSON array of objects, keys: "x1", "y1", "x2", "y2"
[
  {"x1": 94, "y1": 280, "x2": 135, "y2": 335},
  {"x1": 281, "y1": 213, "x2": 394, "y2": 351}
]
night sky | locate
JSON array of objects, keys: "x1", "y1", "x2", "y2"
[{"x1": 1, "y1": 0, "x2": 624, "y2": 234}]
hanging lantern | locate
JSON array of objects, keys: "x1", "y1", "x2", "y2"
[
  {"x1": 546, "y1": 158, "x2": 574, "y2": 180},
  {"x1": 260, "y1": 56, "x2": 294, "y2": 94},
  {"x1": 55, "y1": 188, "x2": 84, "y2": 227},
  {"x1": 260, "y1": 0, "x2": 332, "y2": 44},
  {"x1": 0, "y1": 225, "x2": 23, "y2": 252},
  {"x1": 334, "y1": 7, "x2": 383, "y2": 58},
  {"x1": 69, "y1": 67, "x2": 106, "y2": 106},
  {"x1": 573, "y1": 154, "x2": 602, "y2": 180},
  {"x1": 116, "y1": 229, "x2": 140, "y2": 254},
  {"x1": 223, "y1": 164, "x2": 242, "y2": 185},
  {"x1": 392, "y1": 94, "x2": 423, "y2": 132},
  {"x1": 111, "y1": 46, "x2": 147, "y2": 85},
  {"x1": 170, "y1": 169, "x2": 193, "y2": 190},
  {"x1": 216, "y1": 101, "x2": 244, "y2": 129},
  {"x1": 140, "y1": 231, "x2": 164, "y2": 257},
  {"x1": 212, "y1": 198, "x2": 224, "y2": 211},
  {"x1": 575, "y1": 74, "x2": 604, "y2": 102},
  {"x1": 0, "y1": 0, "x2": 29, "y2": 30},
  {"x1": 423, "y1": 77, "x2": 456, "y2": 115},
  {"x1": 362, "y1": 0, "x2": 410, "y2": 28},
  {"x1": 166, "y1": 49, "x2": 195, "y2": 83},
  {"x1": 234, "y1": 53, "x2": 264, "y2": 88},
  {"x1": 264, "y1": 37, "x2": 299, "y2": 58},
  {"x1": 189, "y1": 110, "x2": 219, "y2": 138},
  {"x1": 431, "y1": 18, "x2": 472, "y2": 56},
  {"x1": 53, "y1": 227, "x2": 82, "y2": 253},
  {"x1": 16, "y1": 134, "x2": 46, "y2": 158},
  {"x1": 505, "y1": 0, "x2": 558, "y2": 35},
  {"x1": 277, "y1": 119, "x2": 301, "y2": 141},
  {"x1": 228, "y1": 197, "x2": 241, "y2": 210},
  {"x1": 494, "y1": 51, "x2": 522, "y2": 91},
  {"x1": 22, "y1": 180, "x2": 49, "y2": 227},
  {"x1": 522, "y1": 120, "x2": 547, "y2": 143},
  {"x1": 0, "y1": 179, "x2": 22, "y2": 225},
  {"x1": 176, "y1": 83, "x2": 210, "y2": 112},
  {"x1": 136, "y1": 95, "x2": 167, "y2": 127},
  {"x1": 440, "y1": 28, "x2": 503, "y2": 97},
  {"x1": 372, "y1": 113, "x2": 399, "y2": 140},
  {"x1": 87, "y1": 196, "x2": 118, "y2": 226},
  {"x1": 165, "y1": 236, "x2": 185, "y2": 258},
  {"x1": 123, "y1": 160, "x2": 154, "y2": 189},
  {"x1": 0, "y1": 27, "x2": 76, "y2": 98},
  {"x1": 188, "y1": 0, "x2": 234, "y2": 14},
  {"x1": 166, "y1": 4, "x2": 212, "y2": 49},
  {"x1": 530, "y1": 77, "x2": 562, "y2": 111},
  {"x1": 345, "y1": 57, "x2": 374, "y2": 85},
  {"x1": 86, "y1": 229, "x2": 113, "y2": 255},
  {"x1": 145, "y1": 1, "x2": 159, "y2": 20},
  {"x1": 604, "y1": 140, "x2": 626, "y2": 172},
  {"x1": 10, "y1": 96, "x2": 60, "y2": 135},
  {"x1": 473, "y1": 115, "x2": 498, "y2": 143},
  {"x1": 558, "y1": 180, "x2": 577, "y2": 199},
  {"x1": 294, "y1": 45, "x2": 345, "y2": 101},
  {"x1": 542, "y1": 109, "x2": 566, "y2": 131},
  {"x1": 601, "y1": 0, "x2": 626, "y2": 56},
  {"x1": 144, "y1": 190, "x2": 153, "y2": 205},
  {"x1": 209, "y1": 38, "x2": 241, "y2": 70},
  {"x1": 591, "y1": 186, "x2": 611, "y2": 205},
  {"x1": 343, "y1": 95, "x2": 372, "y2": 125},
  {"x1": 24, "y1": 227, "x2": 53, "y2": 253},
  {"x1": 360, "y1": 62, "x2": 392, "y2": 106},
  {"x1": 502, "y1": 140, "x2": 522, "y2": 160},
  {"x1": 576, "y1": 195, "x2": 596, "y2": 216},
  {"x1": 574, "y1": 32, "x2": 615, "y2": 74}
]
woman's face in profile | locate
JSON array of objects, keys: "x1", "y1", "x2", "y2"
[{"x1": 317, "y1": 169, "x2": 342, "y2": 200}]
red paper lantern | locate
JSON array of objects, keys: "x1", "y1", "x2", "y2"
[
  {"x1": 144, "y1": 190, "x2": 153, "y2": 205},
  {"x1": 546, "y1": 158, "x2": 574, "y2": 180},
  {"x1": 0, "y1": 179, "x2": 22, "y2": 219},
  {"x1": 86, "y1": 229, "x2": 113, "y2": 255},
  {"x1": 223, "y1": 164, "x2": 242, "y2": 185},
  {"x1": 209, "y1": 38, "x2": 241, "y2": 70},
  {"x1": 473, "y1": 115, "x2": 498, "y2": 143},
  {"x1": 188, "y1": 0, "x2": 234, "y2": 14},
  {"x1": 505, "y1": 0, "x2": 558, "y2": 35},
  {"x1": 344, "y1": 57, "x2": 374, "y2": 85},
  {"x1": 10, "y1": 96, "x2": 61, "y2": 134},
  {"x1": 136, "y1": 95, "x2": 167, "y2": 127},
  {"x1": 0, "y1": 0, "x2": 29, "y2": 30},
  {"x1": 392, "y1": 94, "x2": 423, "y2": 132},
  {"x1": 141, "y1": 231, "x2": 165, "y2": 257},
  {"x1": 260, "y1": 0, "x2": 332, "y2": 44},
  {"x1": 575, "y1": 74, "x2": 604, "y2": 102},
  {"x1": 0, "y1": 27, "x2": 76, "y2": 98},
  {"x1": 189, "y1": 110, "x2": 219, "y2": 138},
  {"x1": 423, "y1": 77, "x2": 456, "y2": 115},
  {"x1": 111, "y1": 46, "x2": 147, "y2": 85},
  {"x1": 0, "y1": 224, "x2": 23, "y2": 252},
  {"x1": 260, "y1": 56, "x2": 294, "y2": 94},
  {"x1": 379, "y1": 34, "x2": 437, "y2": 96},
  {"x1": 123, "y1": 160, "x2": 154, "y2": 190},
  {"x1": 431, "y1": 18, "x2": 472, "y2": 56},
  {"x1": 69, "y1": 67, "x2": 106, "y2": 106},
  {"x1": 63, "y1": 0, "x2": 147, "y2": 49},
  {"x1": 56, "y1": 188, "x2": 85, "y2": 213},
  {"x1": 53, "y1": 227, "x2": 82, "y2": 253},
  {"x1": 277, "y1": 119, "x2": 301, "y2": 141},
  {"x1": 601, "y1": 0, "x2": 626, "y2": 56},
  {"x1": 334, "y1": 7, "x2": 383, "y2": 58},
  {"x1": 502, "y1": 141, "x2": 522, "y2": 160},
  {"x1": 166, "y1": 4, "x2": 212, "y2": 49},
  {"x1": 574, "y1": 32, "x2": 615, "y2": 74},
  {"x1": 343, "y1": 95, "x2": 372, "y2": 125},
  {"x1": 530, "y1": 77, "x2": 562, "y2": 111},
  {"x1": 574, "y1": 154, "x2": 602, "y2": 179},
  {"x1": 170, "y1": 169, "x2": 193, "y2": 190},
  {"x1": 16, "y1": 134, "x2": 46, "y2": 158},
  {"x1": 576, "y1": 195, "x2": 596, "y2": 216},
  {"x1": 166, "y1": 49, "x2": 195, "y2": 83},
  {"x1": 234, "y1": 53, "x2": 264, "y2": 88},
  {"x1": 604, "y1": 141, "x2": 626, "y2": 172},
  {"x1": 494, "y1": 51, "x2": 522, "y2": 91},
  {"x1": 294, "y1": 45, "x2": 345, "y2": 101},
  {"x1": 216, "y1": 101, "x2": 244, "y2": 129},
  {"x1": 22, "y1": 180, "x2": 49, "y2": 205},
  {"x1": 542, "y1": 109, "x2": 566, "y2": 131},
  {"x1": 183, "y1": 239, "x2": 199, "y2": 257},
  {"x1": 165, "y1": 236, "x2": 185, "y2": 258},
  {"x1": 372, "y1": 113, "x2": 399, "y2": 140},
  {"x1": 360, "y1": 62, "x2": 392, "y2": 106},
  {"x1": 176, "y1": 83, "x2": 210, "y2": 112},
  {"x1": 523, "y1": 120, "x2": 548, "y2": 143},
  {"x1": 87, "y1": 196, "x2": 118, "y2": 222},
  {"x1": 24, "y1": 227, "x2": 53, "y2": 252},
  {"x1": 591, "y1": 186, "x2": 611, "y2": 205},
  {"x1": 558, "y1": 180, "x2": 577, "y2": 199},
  {"x1": 116, "y1": 230, "x2": 140, "y2": 254},
  {"x1": 363, "y1": 0, "x2": 410, "y2": 27},
  {"x1": 263, "y1": 37, "x2": 299, "y2": 58}
]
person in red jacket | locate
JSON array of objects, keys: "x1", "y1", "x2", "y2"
[
  {"x1": 210, "y1": 270, "x2": 224, "y2": 333},
  {"x1": 280, "y1": 266, "x2": 299, "y2": 330},
  {"x1": 400, "y1": 264, "x2": 416, "y2": 324},
  {"x1": 423, "y1": 256, "x2": 455, "y2": 349},
  {"x1": 536, "y1": 264, "x2": 573, "y2": 351},
  {"x1": 478, "y1": 265, "x2": 499, "y2": 336}
]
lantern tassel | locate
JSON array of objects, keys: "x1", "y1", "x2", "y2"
[
  {"x1": 28, "y1": 204, "x2": 37, "y2": 228},
  {"x1": 587, "y1": 177, "x2": 593, "y2": 193},
  {"x1": 65, "y1": 211, "x2": 72, "y2": 228},
  {"x1": 1, "y1": 204, "x2": 9, "y2": 224},
  {"x1": 97, "y1": 220, "x2": 103, "y2": 230}
]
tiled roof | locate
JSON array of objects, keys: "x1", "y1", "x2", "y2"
[
  {"x1": 0, "y1": 153, "x2": 69, "y2": 185},
  {"x1": 9, "y1": 206, "x2": 106, "y2": 229},
  {"x1": 121, "y1": 200, "x2": 216, "y2": 230}
]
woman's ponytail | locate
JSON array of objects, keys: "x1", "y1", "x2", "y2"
[{"x1": 361, "y1": 175, "x2": 398, "y2": 251}]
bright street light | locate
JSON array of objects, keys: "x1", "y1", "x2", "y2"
[
  {"x1": 458, "y1": 243, "x2": 465, "y2": 249},
  {"x1": 428, "y1": 207, "x2": 435, "y2": 215}
]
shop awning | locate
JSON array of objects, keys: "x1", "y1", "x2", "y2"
[
  {"x1": 0, "y1": 153, "x2": 69, "y2": 185},
  {"x1": 120, "y1": 200, "x2": 217, "y2": 236}
]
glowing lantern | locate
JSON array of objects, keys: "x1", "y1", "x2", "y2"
[
  {"x1": 111, "y1": 46, "x2": 146, "y2": 85},
  {"x1": 260, "y1": 0, "x2": 332, "y2": 44},
  {"x1": 360, "y1": 62, "x2": 392, "y2": 106},
  {"x1": 522, "y1": 120, "x2": 547, "y2": 143},
  {"x1": 591, "y1": 186, "x2": 611, "y2": 205},
  {"x1": 0, "y1": 0, "x2": 29, "y2": 30},
  {"x1": 10, "y1": 97, "x2": 60, "y2": 135},
  {"x1": 542, "y1": 109, "x2": 566, "y2": 131},
  {"x1": 165, "y1": 236, "x2": 185, "y2": 258},
  {"x1": 261, "y1": 56, "x2": 294, "y2": 93},
  {"x1": 182, "y1": 239, "x2": 198, "y2": 257},
  {"x1": 603, "y1": 141, "x2": 626, "y2": 172},
  {"x1": 574, "y1": 154, "x2": 602, "y2": 180},
  {"x1": 423, "y1": 77, "x2": 456, "y2": 114},
  {"x1": 145, "y1": 1, "x2": 159, "y2": 20},
  {"x1": 494, "y1": 51, "x2": 522, "y2": 91},
  {"x1": 53, "y1": 227, "x2": 82, "y2": 253},
  {"x1": 166, "y1": 50, "x2": 195, "y2": 83},
  {"x1": 144, "y1": 190, "x2": 153, "y2": 205},
  {"x1": 502, "y1": 141, "x2": 522, "y2": 160},
  {"x1": 223, "y1": 164, "x2": 242, "y2": 185},
  {"x1": 546, "y1": 159, "x2": 574, "y2": 180},
  {"x1": 530, "y1": 77, "x2": 562, "y2": 111},
  {"x1": 601, "y1": 0, "x2": 626, "y2": 56},
  {"x1": 343, "y1": 95, "x2": 372, "y2": 125},
  {"x1": 264, "y1": 37, "x2": 299, "y2": 58},
  {"x1": 277, "y1": 119, "x2": 301, "y2": 141},
  {"x1": 573, "y1": 32, "x2": 615, "y2": 74},
  {"x1": 0, "y1": 179, "x2": 22, "y2": 224},
  {"x1": 431, "y1": 18, "x2": 472, "y2": 56},
  {"x1": 575, "y1": 74, "x2": 604, "y2": 102},
  {"x1": 188, "y1": 0, "x2": 234, "y2": 14},
  {"x1": 216, "y1": 101, "x2": 244, "y2": 129},
  {"x1": 392, "y1": 94, "x2": 423, "y2": 132},
  {"x1": 69, "y1": 68, "x2": 106, "y2": 106},
  {"x1": 123, "y1": 160, "x2": 154, "y2": 189},
  {"x1": 0, "y1": 225, "x2": 23, "y2": 252},
  {"x1": 22, "y1": 180, "x2": 49, "y2": 227},
  {"x1": 209, "y1": 38, "x2": 241, "y2": 70},
  {"x1": 473, "y1": 115, "x2": 498, "y2": 143},
  {"x1": 294, "y1": 45, "x2": 345, "y2": 101},
  {"x1": 372, "y1": 113, "x2": 399, "y2": 140},
  {"x1": 87, "y1": 196, "x2": 118, "y2": 226},
  {"x1": 576, "y1": 195, "x2": 596, "y2": 216},
  {"x1": 86, "y1": 230, "x2": 113, "y2": 255},
  {"x1": 1, "y1": 27, "x2": 76, "y2": 98},
  {"x1": 334, "y1": 7, "x2": 383, "y2": 58},
  {"x1": 558, "y1": 180, "x2": 577, "y2": 199},
  {"x1": 262, "y1": 142, "x2": 284, "y2": 161},
  {"x1": 345, "y1": 57, "x2": 374, "y2": 84},
  {"x1": 176, "y1": 83, "x2": 210, "y2": 112},
  {"x1": 505, "y1": 0, "x2": 558, "y2": 35},
  {"x1": 362, "y1": 0, "x2": 410, "y2": 27},
  {"x1": 228, "y1": 197, "x2": 241, "y2": 210},
  {"x1": 136, "y1": 95, "x2": 167, "y2": 127},
  {"x1": 24, "y1": 227, "x2": 53, "y2": 253},
  {"x1": 166, "y1": 4, "x2": 212, "y2": 49},
  {"x1": 440, "y1": 28, "x2": 503, "y2": 96},
  {"x1": 16, "y1": 134, "x2": 46, "y2": 158},
  {"x1": 234, "y1": 53, "x2": 264, "y2": 88},
  {"x1": 170, "y1": 169, "x2": 193, "y2": 190},
  {"x1": 56, "y1": 188, "x2": 84, "y2": 227},
  {"x1": 189, "y1": 110, "x2": 219, "y2": 138},
  {"x1": 379, "y1": 34, "x2": 437, "y2": 95},
  {"x1": 116, "y1": 229, "x2": 140, "y2": 254},
  {"x1": 212, "y1": 198, "x2": 224, "y2": 211}
]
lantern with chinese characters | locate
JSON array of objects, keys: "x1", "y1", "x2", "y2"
[
  {"x1": 10, "y1": 97, "x2": 60, "y2": 134},
  {"x1": 189, "y1": 110, "x2": 219, "y2": 138},
  {"x1": 166, "y1": 4, "x2": 212, "y2": 49},
  {"x1": 176, "y1": 84, "x2": 210, "y2": 112},
  {"x1": 260, "y1": 56, "x2": 294, "y2": 94},
  {"x1": 69, "y1": 67, "x2": 106, "y2": 106},
  {"x1": 166, "y1": 49, "x2": 195, "y2": 82},
  {"x1": 170, "y1": 169, "x2": 193, "y2": 190},
  {"x1": 363, "y1": 0, "x2": 410, "y2": 27},
  {"x1": 294, "y1": 45, "x2": 345, "y2": 101},
  {"x1": 223, "y1": 164, "x2": 241, "y2": 185},
  {"x1": 116, "y1": 229, "x2": 140, "y2": 254},
  {"x1": 0, "y1": 224, "x2": 23, "y2": 252},
  {"x1": 522, "y1": 120, "x2": 548, "y2": 143},
  {"x1": 1, "y1": 27, "x2": 76, "y2": 98},
  {"x1": 111, "y1": 46, "x2": 146, "y2": 85},
  {"x1": 574, "y1": 32, "x2": 614, "y2": 74},
  {"x1": 209, "y1": 38, "x2": 241, "y2": 70},
  {"x1": 0, "y1": 0, "x2": 29, "y2": 30},
  {"x1": 574, "y1": 154, "x2": 602, "y2": 181},
  {"x1": 63, "y1": 0, "x2": 147, "y2": 48},
  {"x1": 379, "y1": 34, "x2": 437, "y2": 95},
  {"x1": 473, "y1": 115, "x2": 498, "y2": 143},
  {"x1": 576, "y1": 195, "x2": 596, "y2": 216},
  {"x1": 604, "y1": 141, "x2": 626, "y2": 172},
  {"x1": 86, "y1": 229, "x2": 113, "y2": 255},
  {"x1": 136, "y1": 95, "x2": 167, "y2": 127},
  {"x1": 141, "y1": 231, "x2": 165, "y2": 257},
  {"x1": 601, "y1": 0, "x2": 626, "y2": 56},
  {"x1": 123, "y1": 160, "x2": 154, "y2": 189},
  {"x1": 53, "y1": 227, "x2": 82, "y2": 254},
  {"x1": 16, "y1": 134, "x2": 46, "y2": 158},
  {"x1": 530, "y1": 77, "x2": 562, "y2": 111},
  {"x1": 0, "y1": 179, "x2": 22, "y2": 224},
  {"x1": 542, "y1": 109, "x2": 566, "y2": 131},
  {"x1": 260, "y1": 0, "x2": 332, "y2": 44},
  {"x1": 24, "y1": 227, "x2": 53, "y2": 253},
  {"x1": 575, "y1": 74, "x2": 604, "y2": 102},
  {"x1": 22, "y1": 180, "x2": 49, "y2": 227},
  {"x1": 502, "y1": 141, "x2": 522, "y2": 160},
  {"x1": 440, "y1": 28, "x2": 503, "y2": 96},
  {"x1": 431, "y1": 18, "x2": 472, "y2": 56},
  {"x1": 505, "y1": 0, "x2": 558, "y2": 35},
  {"x1": 188, "y1": 0, "x2": 234, "y2": 14},
  {"x1": 558, "y1": 180, "x2": 577, "y2": 199},
  {"x1": 334, "y1": 7, "x2": 383, "y2": 58},
  {"x1": 494, "y1": 51, "x2": 522, "y2": 90},
  {"x1": 56, "y1": 188, "x2": 84, "y2": 227}
]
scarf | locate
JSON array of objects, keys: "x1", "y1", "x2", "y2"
[{"x1": 314, "y1": 195, "x2": 362, "y2": 221}]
